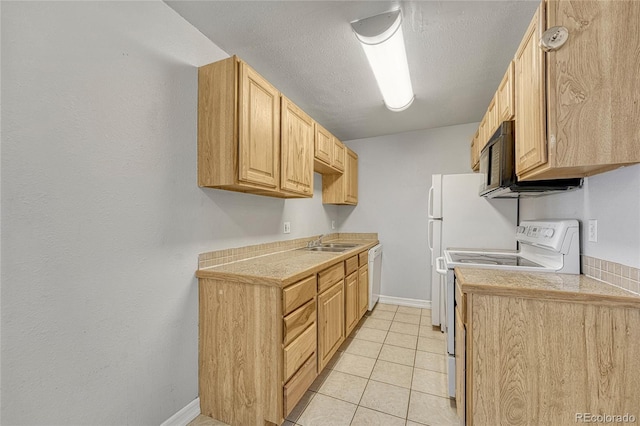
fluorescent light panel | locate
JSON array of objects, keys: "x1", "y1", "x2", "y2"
[{"x1": 352, "y1": 9, "x2": 414, "y2": 112}]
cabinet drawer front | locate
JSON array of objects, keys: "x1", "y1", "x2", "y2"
[
  {"x1": 358, "y1": 251, "x2": 368, "y2": 267},
  {"x1": 283, "y1": 275, "x2": 316, "y2": 315},
  {"x1": 284, "y1": 299, "x2": 316, "y2": 346},
  {"x1": 284, "y1": 323, "x2": 317, "y2": 382},
  {"x1": 283, "y1": 353, "x2": 317, "y2": 417},
  {"x1": 345, "y1": 256, "x2": 358, "y2": 275},
  {"x1": 318, "y1": 262, "x2": 344, "y2": 293}
]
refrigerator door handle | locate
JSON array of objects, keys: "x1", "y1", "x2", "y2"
[
  {"x1": 428, "y1": 185, "x2": 434, "y2": 218},
  {"x1": 428, "y1": 219, "x2": 435, "y2": 259},
  {"x1": 435, "y1": 257, "x2": 448, "y2": 275}
]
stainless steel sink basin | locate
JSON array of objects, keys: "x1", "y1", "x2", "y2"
[
  {"x1": 302, "y1": 247, "x2": 348, "y2": 252},
  {"x1": 298, "y1": 242, "x2": 360, "y2": 253},
  {"x1": 320, "y1": 243, "x2": 359, "y2": 249}
]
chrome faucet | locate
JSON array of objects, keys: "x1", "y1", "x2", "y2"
[{"x1": 307, "y1": 234, "x2": 325, "y2": 248}]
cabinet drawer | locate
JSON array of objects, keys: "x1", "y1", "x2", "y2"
[
  {"x1": 283, "y1": 275, "x2": 316, "y2": 315},
  {"x1": 318, "y1": 262, "x2": 344, "y2": 293},
  {"x1": 284, "y1": 299, "x2": 316, "y2": 345},
  {"x1": 283, "y1": 353, "x2": 317, "y2": 417},
  {"x1": 345, "y1": 256, "x2": 358, "y2": 275},
  {"x1": 284, "y1": 323, "x2": 316, "y2": 382},
  {"x1": 358, "y1": 251, "x2": 368, "y2": 267},
  {"x1": 455, "y1": 281, "x2": 466, "y2": 323}
]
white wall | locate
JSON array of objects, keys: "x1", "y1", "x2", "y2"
[
  {"x1": 520, "y1": 164, "x2": 640, "y2": 268},
  {"x1": 339, "y1": 123, "x2": 477, "y2": 301},
  {"x1": 0, "y1": 2, "x2": 336, "y2": 424}
]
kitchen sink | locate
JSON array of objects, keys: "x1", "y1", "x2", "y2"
[
  {"x1": 298, "y1": 242, "x2": 359, "y2": 253},
  {"x1": 319, "y1": 243, "x2": 358, "y2": 248},
  {"x1": 302, "y1": 246, "x2": 348, "y2": 252}
]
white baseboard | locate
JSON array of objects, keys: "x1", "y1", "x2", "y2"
[
  {"x1": 161, "y1": 397, "x2": 200, "y2": 426},
  {"x1": 377, "y1": 295, "x2": 431, "y2": 309}
]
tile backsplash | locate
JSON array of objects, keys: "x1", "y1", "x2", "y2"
[{"x1": 581, "y1": 255, "x2": 640, "y2": 295}]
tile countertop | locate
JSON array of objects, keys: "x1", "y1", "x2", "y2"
[
  {"x1": 196, "y1": 239, "x2": 379, "y2": 287},
  {"x1": 455, "y1": 267, "x2": 640, "y2": 308}
]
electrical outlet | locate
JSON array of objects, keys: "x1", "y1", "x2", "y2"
[
  {"x1": 283, "y1": 222, "x2": 291, "y2": 234},
  {"x1": 331, "y1": 220, "x2": 336, "y2": 230},
  {"x1": 588, "y1": 219, "x2": 598, "y2": 242}
]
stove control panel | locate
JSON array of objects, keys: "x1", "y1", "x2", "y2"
[{"x1": 517, "y1": 220, "x2": 579, "y2": 253}]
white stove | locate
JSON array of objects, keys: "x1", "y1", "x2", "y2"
[
  {"x1": 436, "y1": 219, "x2": 580, "y2": 400},
  {"x1": 442, "y1": 219, "x2": 580, "y2": 274}
]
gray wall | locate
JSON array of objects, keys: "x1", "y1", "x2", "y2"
[
  {"x1": 520, "y1": 163, "x2": 640, "y2": 268},
  {"x1": 340, "y1": 123, "x2": 477, "y2": 302},
  {"x1": 1, "y1": 2, "x2": 337, "y2": 424}
]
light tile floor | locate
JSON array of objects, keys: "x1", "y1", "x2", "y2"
[{"x1": 189, "y1": 303, "x2": 458, "y2": 426}]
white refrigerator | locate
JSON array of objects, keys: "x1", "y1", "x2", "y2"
[{"x1": 428, "y1": 174, "x2": 518, "y2": 328}]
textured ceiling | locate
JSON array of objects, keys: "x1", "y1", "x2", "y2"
[{"x1": 166, "y1": 1, "x2": 539, "y2": 141}]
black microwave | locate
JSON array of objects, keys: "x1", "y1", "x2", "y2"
[{"x1": 479, "y1": 121, "x2": 582, "y2": 198}]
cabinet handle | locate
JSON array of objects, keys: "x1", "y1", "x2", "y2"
[{"x1": 540, "y1": 26, "x2": 569, "y2": 52}]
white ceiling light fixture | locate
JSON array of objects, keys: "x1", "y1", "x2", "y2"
[{"x1": 351, "y1": 9, "x2": 414, "y2": 112}]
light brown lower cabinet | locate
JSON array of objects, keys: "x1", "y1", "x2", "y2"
[
  {"x1": 358, "y1": 265, "x2": 368, "y2": 317},
  {"x1": 198, "y1": 248, "x2": 372, "y2": 425},
  {"x1": 454, "y1": 305, "x2": 465, "y2": 426},
  {"x1": 344, "y1": 271, "x2": 359, "y2": 336},
  {"x1": 459, "y1": 289, "x2": 640, "y2": 425},
  {"x1": 317, "y1": 280, "x2": 345, "y2": 372}
]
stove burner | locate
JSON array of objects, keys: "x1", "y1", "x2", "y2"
[{"x1": 458, "y1": 259, "x2": 499, "y2": 265}]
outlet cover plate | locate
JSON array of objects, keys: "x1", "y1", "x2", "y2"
[{"x1": 588, "y1": 219, "x2": 597, "y2": 242}]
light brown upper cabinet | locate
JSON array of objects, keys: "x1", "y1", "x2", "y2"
[
  {"x1": 477, "y1": 115, "x2": 488, "y2": 154},
  {"x1": 322, "y1": 148, "x2": 358, "y2": 205},
  {"x1": 198, "y1": 56, "x2": 280, "y2": 194},
  {"x1": 313, "y1": 123, "x2": 345, "y2": 175},
  {"x1": 198, "y1": 56, "x2": 312, "y2": 198},
  {"x1": 497, "y1": 61, "x2": 515, "y2": 122},
  {"x1": 314, "y1": 124, "x2": 333, "y2": 170},
  {"x1": 281, "y1": 96, "x2": 314, "y2": 196},
  {"x1": 470, "y1": 129, "x2": 480, "y2": 171},
  {"x1": 515, "y1": 0, "x2": 640, "y2": 181},
  {"x1": 332, "y1": 138, "x2": 345, "y2": 172},
  {"x1": 514, "y1": 5, "x2": 547, "y2": 178},
  {"x1": 485, "y1": 95, "x2": 499, "y2": 145}
]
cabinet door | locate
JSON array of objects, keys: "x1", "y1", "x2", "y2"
[
  {"x1": 358, "y1": 266, "x2": 368, "y2": 318},
  {"x1": 281, "y1": 96, "x2": 314, "y2": 196},
  {"x1": 344, "y1": 272, "x2": 358, "y2": 336},
  {"x1": 486, "y1": 95, "x2": 498, "y2": 141},
  {"x1": 478, "y1": 115, "x2": 488, "y2": 152},
  {"x1": 470, "y1": 130, "x2": 480, "y2": 171},
  {"x1": 314, "y1": 123, "x2": 332, "y2": 165},
  {"x1": 238, "y1": 61, "x2": 280, "y2": 189},
  {"x1": 498, "y1": 61, "x2": 515, "y2": 122},
  {"x1": 455, "y1": 306, "x2": 466, "y2": 424},
  {"x1": 514, "y1": 4, "x2": 547, "y2": 177},
  {"x1": 332, "y1": 138, "x2": 345, "y2": 172},
  {"x1": 345, "y1": 149, "x2": 358, "y2": 204},
  {"x1": 318, "y1": 281, "x2": 345, "y2": 371},
  {"x1": 546, "y1": 0, "x2": 640, "y2": 170}
]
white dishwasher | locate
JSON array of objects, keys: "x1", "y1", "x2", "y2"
[{"x1": 367, "y1": 244, "x2": 383, "y2": 311}]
